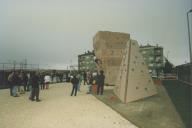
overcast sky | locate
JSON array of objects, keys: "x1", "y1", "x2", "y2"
[{"x1": 0, "y1": 0, "x2": 191, "y2": 69}]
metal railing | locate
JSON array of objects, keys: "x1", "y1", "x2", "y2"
[
  {"x1": 0, "y1": 63, "x2": 39, "y2": 88},
  {"x1": 176, "y1": 63, "x2": 192, "y2": 85}
]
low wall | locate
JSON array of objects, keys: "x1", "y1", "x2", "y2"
[{"x1": 176, "y1": 63, "x2": 192, "y2": 85}]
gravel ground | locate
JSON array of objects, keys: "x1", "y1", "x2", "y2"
[{"x1": 0, "y1": 83, "x2": 137, "y2": 128}]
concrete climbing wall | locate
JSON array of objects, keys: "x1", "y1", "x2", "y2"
[
  {"x1": 93, "y1": 31, "x2": 130, "y2": 85},
  {"x1": 114, "y1": 39, "x2": 157, "y2": 103}
]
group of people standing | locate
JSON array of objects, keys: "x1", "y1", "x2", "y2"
[
  {"x1": 7, "y1": 70, "x2": 105, "y2": 101},
  {"x1": 7, "y1": 71, "x2": 51, "y2": 102},
  {"x1": 70, "y1": 70, "x2": 105, "y2": 96},
  {"x1": 8, "y1": 71, "x2": 29, "y2": 97}
]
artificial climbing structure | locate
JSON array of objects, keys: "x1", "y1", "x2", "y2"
[
  {"x1": 93, "y1": 31, "x2": 157, "y2": 103},
  {"x1": 114, "y1": 39, "x2": 157, "y2": 103}
]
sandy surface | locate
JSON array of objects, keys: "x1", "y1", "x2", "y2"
[{"x1": 0, "y1": 83, "x2": 137, "y2": 128}]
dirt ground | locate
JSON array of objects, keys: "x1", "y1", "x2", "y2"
[{"x1": 0, "y1": 83, "x2": 137, "y2": 128}]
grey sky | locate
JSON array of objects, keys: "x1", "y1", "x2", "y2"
[{"x1": 0, "y1": 0, "x2": 191, "y2": 69}]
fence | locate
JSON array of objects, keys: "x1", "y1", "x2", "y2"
[
  {"x1": 0, "y1": 63, "x2": 39, "y2": 88},
  {"x1": 176, "y1": 63, "x2": 192, "y2": 85}
]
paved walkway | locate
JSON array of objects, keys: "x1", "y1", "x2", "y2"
[{"x1": 0, "y1": 83, "x2": 137, "y2": 128}]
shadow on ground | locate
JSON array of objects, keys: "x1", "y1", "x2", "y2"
[
  {"x1": 162, "y1": 80, "x2": 191, "y2": 128},
  {"x1": 94, "y1": 84, "x2": 185, "y2": 128}
]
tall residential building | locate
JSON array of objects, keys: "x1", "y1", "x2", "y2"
[
  {"x1": 139, "y1": 44, "x2": 164, "y2": 75},
  {"x1": 78, "y1": 51, "x2": 97, "y2": 71}
]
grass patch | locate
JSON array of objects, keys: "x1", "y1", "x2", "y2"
[
  {"x1": 162, "y1": 80, "x2": 191, "y2": 128},
  {"x1": 94, "y1": 85, "x2": 185, "y2": 128}
]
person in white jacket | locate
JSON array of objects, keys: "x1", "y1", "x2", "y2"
[{"x1": 44, "y1": 75, "x2": 50, "y2": 89}]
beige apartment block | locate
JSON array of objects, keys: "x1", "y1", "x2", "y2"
[
  {"x1": 114, "y1": 40, "x2": 157, "y2": 103},
  {"x1": 93, "y1": 31, "x2": 130, "y2": 85}
]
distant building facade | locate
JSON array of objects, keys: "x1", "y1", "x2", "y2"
[
  {"x1": 78, "y1": 51, "x2": 97, "y2": 71},
  {"x1": 139, "y1": 44, "x2": 164, "y2": 75}
]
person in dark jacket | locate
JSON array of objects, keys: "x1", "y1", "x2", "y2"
[
  {"x1": 29, "y1": 72, "x2": 41, "y2": 102},
  {"x1": 17, "y1": 72, "x2": 24, "y2": 94},
  {"x1": 83, "y1": 71, "x2": 87, "y2": 85},
  {"x1": 8, "y1": 72, "x2": 14, "y2": 96},
  {"x1": 12, "y1": 72, "x2": 20, "y2": 97},
  {"x1": 40, "y1": 74, "x2": 45, "y2": 90},
  {"x1": 23, "y1": 73, "x2": 29, "y2": 91},
  {"x1": 96, "y1": 70, "x2": 105, "y2": 95},
  {"x1": 70, "y1": 75, "x2": 79, "y2": 96}
]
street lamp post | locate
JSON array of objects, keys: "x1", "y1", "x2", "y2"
[{"x1": 187, "y1": 9, "x2": 192, "y2": 63}]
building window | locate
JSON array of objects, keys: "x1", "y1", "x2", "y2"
[
  {"x1": 155, "y1": 57, "x2": 161, "y2": 62},
  {"x1": 157, "y1": 64, "x2": 161, "y2": 67},
  {"x1": 149, "y1": 64, "x2": 153, "y2": 67},
  {"x1": 156, "y1": 50, "x2": 161, "y2": 54},
  {"x1": 149, "y1": 57, "x2": 153, "y2": 60},
  {"x1": 142, "y1": 51, "x2": 146, "y2": 54}
]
